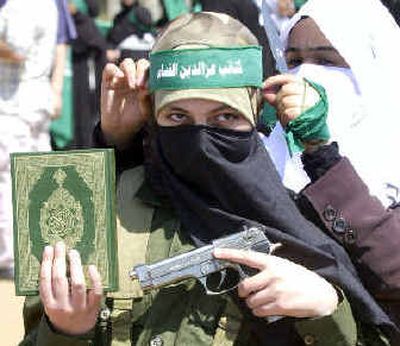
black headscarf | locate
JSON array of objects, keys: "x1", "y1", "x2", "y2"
[{"x1": 146, "y1": 124, "x2": 396, "y2": 341}]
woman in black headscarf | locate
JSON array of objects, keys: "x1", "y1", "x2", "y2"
[
  {"x1": 106, "y1": 0, "x2": 155, "y2": 62},
  {"x1": 68, "y1": 0, "x2": 107, "y2": 148}
]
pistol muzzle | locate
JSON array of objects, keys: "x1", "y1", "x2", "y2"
[{"x1": 129, "y1": 269, "x2": 138, "y2": 280}]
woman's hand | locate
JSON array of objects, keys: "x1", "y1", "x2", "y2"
[
  {"x1": 100, "y1": 58, "x2": 152, "y2": 148},
  {"x1": 214, "y1": 248, "x2": 338, "y2": 319},
  {"x1": 278, "y1": 0, "x2": 296, "y2": 17},
  {"x1": 39, "y1": 242, "x2": 103, "y2": 335},
  {"x1": 263, "y1": 74, "x2": 320, "y2": 127},
  {"x1": 51, "y1": 90, "x2": 62, "y2": 120}
]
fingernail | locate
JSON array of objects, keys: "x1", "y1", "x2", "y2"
[
  {"x1": 213, "y1": 248, "x2": 222, "y2": 256},
  {"x1": 88, "y1": 265, "x2": 98, "y2": 275},
  {"x1": 43, "y1": 245, "x2": 53, "y2": 258},
  {"x1": 69, "y1": 249, "x2": 79, "y2": 256}
]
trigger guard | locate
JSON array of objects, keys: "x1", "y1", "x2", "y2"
[{"x1": 203, "y1": 267, "x2": 241, "y2": 295}]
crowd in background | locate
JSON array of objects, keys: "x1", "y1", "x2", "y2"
[
  {"x1": 1, "y1": 0, "x2": 400, "y2": 278},
  {"x1": 0, "y1": 0, "x2": 301, "y2": 281}
]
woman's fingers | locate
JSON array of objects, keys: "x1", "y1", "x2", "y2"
[
  {"x1": 252, "y1": 301, "x2": 282, "y2": 317},
  {"x1": 39, "y1": 245, "x2": 55, "y2": 307},
  {"x1": 264, "y1": 74, "x2": 299, "y2": 89},
  {"x1": 69, "y1": 249, "x2": 87, "y2": 308},
  {"x1": 238, "y1": 270, "x2": 273, "y2": 298},
  {"x1": 38, "y1": 245, "x2": 103, "y2": 335},
  {"x1": 102, "y1": 62, "x2": 133, "y2": 91},
  {"x1": 119, "y1": 58, "x2": 137, "y2": 89},
  {"x1": 263, "y1": 74, "x2": 302, "y2": 106},
  {"x1": 246, "y1": 288, "x2": 276, "y2": 310},
  {"x1": 214, "y1": 248, "x2": 269, "y2": 270},
  {"x1": 276, "y1": 94, "x2": 304, "y2": 111},
  {"x1": 87, "y1": 265, "x2": 103, "y2": 310},
  {"x1": 51, "y1": 242, "x2": 69, "y2": 305},
  {"x1": 136, "y1": 59, "x2": 150, "y2": 89},
  {"x1": 264, "y1": 74, "x2": 321, "y2": 126},
  {"x1": 102, "y1": 63, "x2": 124, "y2": 86}
]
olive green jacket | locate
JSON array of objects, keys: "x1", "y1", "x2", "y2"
[{"x1": 19, "y1": 167, "x2": 389, "y2": 346}]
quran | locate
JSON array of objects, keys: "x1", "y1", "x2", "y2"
[{"x1": 11, "y1": 149, "x2": 118, "y2": 295}]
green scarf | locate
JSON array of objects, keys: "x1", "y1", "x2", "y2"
[
  {"x1": 285, "y1": 79, "x2": 330, "y2": 154},
  {"x1": 70, "y1": 0, "x2": 89, "y2": 15}
]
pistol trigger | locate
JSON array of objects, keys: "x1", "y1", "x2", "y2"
[
  {"x1": 201, "y1": 276, "x2": 223, "y2": 295},
  {"x1": 236, "y1": 265, "x2": 248, "y2": 280},
  {"x1": 217, "y1": 269, "x2": 227, "y2": 289}
]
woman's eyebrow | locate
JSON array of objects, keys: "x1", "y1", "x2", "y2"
[
  {"x1": 163, "y1": 105, "x2": 235, "y2": 113},
  {"x1": 209, "y1": 105, "x2": 236, "y2": 113},
  {"x1": 163, "y1": 106, "x2": 189, "y2": 113}
]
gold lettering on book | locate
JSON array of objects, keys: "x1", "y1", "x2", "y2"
[{"x1": 40, "y1": 169, "x2": 84, "y2": 248}]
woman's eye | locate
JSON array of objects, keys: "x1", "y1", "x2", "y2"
[
  {"x1": 286, "y1": 57, "x2": 303, "y2": 69},
  {"x1": 215, "y1": 113, "x2": 239, "y2": 122},
  {"x1": 315, "y1": 58, "x2": 335, "y2": 66},
  {"x1": 169, "y1": 113, "x2": 187, "y2": 122}
]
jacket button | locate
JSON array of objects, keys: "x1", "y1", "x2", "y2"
[
  {"x1": 345, "y1": 229, "x2": 357, "y2": 244},
  {"x1": 99, "y1": 307, "x2": 111, "y2": 321},
  {"x1": 332, "y1": 217, "x2": 347, "y2": 234},
  {"x1": 304, "y1": 334, "x2": 316, "y2": 345},
  {"x1": 323, "y1": 205, "x2": 337, "y2": 222},
  {"x1": 150, "y1": 335, "x2": 164, "y2": 346}
]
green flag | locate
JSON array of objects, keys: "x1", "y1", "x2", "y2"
[
  {"x1": 50, "y1": 48, "x2": 74, "y2": 149},
  {"x1": 163, "y1": 0, "x2": 189, "y2": 20}
]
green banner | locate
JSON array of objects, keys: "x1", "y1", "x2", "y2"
[
  {"x1": 163, "y1": 0, "x2": 189, "y2": 20},
  {"x1": 149, "y1": 46, "x2": 263, "y2": 91},
  {"x1": 50, "y1": 48, "x2": 74, "y2": 149}
]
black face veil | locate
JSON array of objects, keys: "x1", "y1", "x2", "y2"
[{"x1": 145, "y1": 124, "x2": 396, "y2": 340}]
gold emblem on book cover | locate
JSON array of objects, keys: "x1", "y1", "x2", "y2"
[{"x1": 40, "y1": 168, "x2": 84, "y2": 247}]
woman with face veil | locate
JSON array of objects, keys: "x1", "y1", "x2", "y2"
[
  {"x1": 273, "y1": 0, "x2": 400, "y2": 206},
  {"x1": 20, "y1": 12, "x2": 397, "y2": 346},
  {"x1": 260, "y1": 0, "x2": 400, "y2": 328}
]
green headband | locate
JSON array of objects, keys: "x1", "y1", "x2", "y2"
[{"x1": 149, "y1": 46, "x2": 263, "y2": 91}]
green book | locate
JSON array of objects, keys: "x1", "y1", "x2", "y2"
[{"x1": 11, "y1": 149, "x2": 118, "y2": 296}]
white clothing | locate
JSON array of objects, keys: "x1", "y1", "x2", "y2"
[
  {"x1": 273, "y1": 0, "x2": 400, "y2": 207},
  {"x1": 0, "y1": 0, "x2": 57, "y2": 116},
  {"x1": 0, "y1": 0, "x2": 57, "y2": 270},
  {"x1": 254, "y1": 0, "x2": 291, "y2": 33},
  {"x1": 118, "y1": 33, "x2": 155, "y2": 51}
]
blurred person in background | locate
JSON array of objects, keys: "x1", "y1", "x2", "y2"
[
  {"x1": 276, "y1": 0, "x2": 400, "y2": 208},
  {"x1": 0, "y1": 0, "x2": 57, "y2": 279},
  {"x1": 68, "y1": 0, "x2": 108, "y2": 148},
  {"x1": 53, "y1": 0, "x2": 77, "y2": 119},
  {"x1": 262, "y1": 0, "x2": 400, "y2": 324},
  {"x1": 106, "y1": 0, "x2": 155, "y2": 62},
  {"x1": 200, "y1": 0, "x2": 275, "y2": 77},
  {"x1": 129, "y1": 0, "x2": 276, "y2": 77},
  {"x1": 257, "y1": 0, "x2": 294, "y2": 33},
  {"x1": 50, "y1": 0, "x2": 77, "y2": 150}
]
